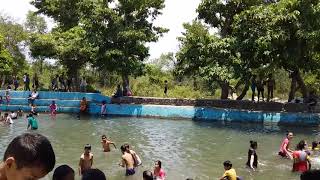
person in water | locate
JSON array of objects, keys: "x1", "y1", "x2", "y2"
[
  {"x1": 101, "y1": 134, "x2": 116, "y2": 152},
  {"x1": 154, "y1": 160, "x2": 166, "y2": 180},
  {"x1": 300, "y1": 170, "x2": 320, "y2": 180},
  {"x1": 119, "y1": 144, "x2": 136, "y2": 176},
  {"x1": 279, "y1": 131, "x2": 294, "y2": 159},
  {"x1": 53, "y1": 165, "x2": 75, "y2": 180},
  {"x1": 311, "y1": 141, "x2": 320, "y2": 151},
  {"x1": 50, "y1": 101, "x2": 58, "y2": 115},
  {"x1": 293, "y1": 140, "x2": 311, "y2": 173},
  {"x1": 246, "y1": 141, "x2": 258, "y2": 170},
  {"x1": 4, "y1": 113, "x2": 13, "y2": 124},
  {"x1": 100, "y1": 100, "x2": 107, "y2": 116},
  {"x1": 219, "y1": 160, "x2": 237, "y2": 180},
  {"x1": 0, "y1": 133, "x2": 55, "y2": 180},
  {"x1": 27, "y1": 114, "x2": 38, "y2": 130},
  {"x1": 81, "y1": 169, "x2": 106, "y2": 180},
  {"x1": 143, "y1": 170, "x2": 153, "y2": 180},
  {"x1": 79, "y1": 144, "x2": 93, "y2": 176}
]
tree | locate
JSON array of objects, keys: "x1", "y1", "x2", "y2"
[
  {"x1": 25, "y1": 11, "x2": 49, "y2": 73},
  {"x1": 233, "y1": 0, "x2": 320, "y2": 101},
  {"x1": 176, "y1": 21, "x2": 237, "y2": 99},
  {"x1": 0, "y1": 35, "x2": 13, "y2": 75},
  {"x1": 0, "y1": 14, "x2": 28, "y2": 75},
  {"x1": 80, "y1": 0, "x2": 168, "y2": 89},
  {"x1": 31, "y1": 0, "x2": 167, "y2": 90}
]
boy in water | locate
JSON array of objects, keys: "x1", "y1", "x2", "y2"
[
  {"x1": 50, "y1": 101, "x2": 58, "y2": 115},
  {"x1": 4, "y1": 113, "x2": 13, "y2": 124},
  {"x1": 79, "y1": 144, "x2": 93, "y2": 176},
  {"x1": 27, "y1": 114, "x2": 38, "y2": 130},
  {"x1": 101, "y1": 135, "x2": 116, "y2": 152},
  {"x1": 0, "y1": 133, "x2": 56, "y2": 180},
  {"x1": 119, "y1": 144, "x2": 136, "y2": 176},
  {"x1": 101, "y1": 101, "x2": 107, "y2": 116},
  {"x1": 219, "y1": 160, "x2": 237, "y2": 180}
]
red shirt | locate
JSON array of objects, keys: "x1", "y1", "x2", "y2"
[{"x1": 293, "y1": 150, "x2": 309, "y2": 172}]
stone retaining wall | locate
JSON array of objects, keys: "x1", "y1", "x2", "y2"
[{"x1": 111, "y1": 97, "x2": 311, "y2": 113}]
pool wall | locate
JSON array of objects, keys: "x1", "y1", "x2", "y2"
[{"x1": 0, "y1": 91, "x2": 319, "y2": 124}]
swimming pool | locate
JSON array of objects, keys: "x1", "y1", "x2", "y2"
[{"x1": 0, "y1": 114, "x2": 319, "y2": 180}]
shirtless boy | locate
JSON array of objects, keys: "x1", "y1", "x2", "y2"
[
  {"x1": 79, "y1": 144, "x2": 93, "y2": 175},
  {"x1": 119, "y1": 144, "x2": 136, "y2": 176},
  {"x1": 101, "y1": 135, "x2": 116, "y2": 152}
]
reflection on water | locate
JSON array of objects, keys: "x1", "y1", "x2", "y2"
[{"x1": 0, "y1": 114, "x2": 319, "y2": 180}]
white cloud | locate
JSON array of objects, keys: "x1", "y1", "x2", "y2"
[{"x1": 0, "y1": 0, "x2": 201, "y2": 60}]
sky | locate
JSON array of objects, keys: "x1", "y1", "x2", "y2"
[{"x1": 0, "y1": 0, "x2": 201, "y2": 60}]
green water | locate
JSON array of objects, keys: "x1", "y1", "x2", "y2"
[{"x1": 1, "y1": 114, "x2": 320, "y2": 180}]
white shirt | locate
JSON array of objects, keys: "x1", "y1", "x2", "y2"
[{"x1": 6, "y1": 117, "x2": 13, "y2": 124}]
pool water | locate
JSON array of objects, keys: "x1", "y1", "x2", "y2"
[{"x1": 0, "y1": 114, "x2": 320, "y2": 180}]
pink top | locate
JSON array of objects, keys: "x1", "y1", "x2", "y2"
[
  {"x1": 280, "y1": 138, "x2": 289, "y2": 153},
  {"x1": 154, "y1": 169, "x2": 166, "y2": 180},
  {"x1": 50, "y1": 104, "x2": 57, "y2": 111}
]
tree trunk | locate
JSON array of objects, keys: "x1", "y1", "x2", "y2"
[
  {"x1": 296, "y1": 70, "x2": 308, "y2": 99},
  {"x1": 236, "y1": 79, "x2": 250, "y2": 100},
  {"x1": 1, "y1": 75, "x2": 6, "y2": 89},
  {"x1": 288, "y1": 71, "x2": 298, "y2": 102},
  {"x1": 39, "y1": 59, "x2": 44, "y2": 74},
  {"x1": 122, "y1": 74, "x2": 129, "y2": 96},
  {"x1": 219, "y1": 81, "x2": 229, "y2": 99}
]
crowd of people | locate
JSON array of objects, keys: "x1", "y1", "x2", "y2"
[
  {"x1": 2, "y1": 73, "x2": 90, "y2": 93},
  {"x1": 250, "y1": 73, "x2": 276, "y2": 102}
]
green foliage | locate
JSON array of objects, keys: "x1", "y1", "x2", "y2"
[
  {"x1": 0, "y1": 35, "x2": 13, "y2": 74},
  {"x1": 0, "y1": 14, "x2": 28, "y2": 74}
]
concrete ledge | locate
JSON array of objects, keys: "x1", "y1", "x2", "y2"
[{"x1": 111, "y1": 97, "x2": 311, "y2": 113}]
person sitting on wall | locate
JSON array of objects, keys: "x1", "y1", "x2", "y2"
[
  {"x1": 113, "y1": 85, "x2": 123, "y2": 98},
  {"x1": 28, "y1": 90, "x2": 39, "y2": 106}
]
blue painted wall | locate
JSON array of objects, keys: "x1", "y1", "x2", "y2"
[{"x1": 0, "y1": 91, "x2": 319, "y2": 125}]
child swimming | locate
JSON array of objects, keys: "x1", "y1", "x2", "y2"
[
  {"x1": 27, "y1": 114, "x2": 38, "y2": 130},
  {"x1": 101, "y1": 101, "x2": 107, "y2": 116},
  {"x1": 246, "y1": 141, "x2": 258, "y2": 170},
  {"x1": 101, "y1": 135, "x2": 116, "y2": 152},
  {"x1": 154, "y1": 160, "x2": 166, "y2": 180},
  {"x1": 79, "y1": 144, "x2": 93, "y2": 175},
  {"x1": 50, "y1": 101, "x2": 58, "y2": 115},
  {"x1": 4, "y1": 113, "x2": 13, "y2": 124},
  {"x1": 119, "y1": 144, "x2": 136, "y2": 176},
  {"x1": 219, "y1": 160, "x2": 237, "y2": 180},
  {"x1": 293, "y1": 140, "x2": 311, "y2": 173},
  {"x1": 279, "y1": 131, "x2": 294, "y2": 159}
]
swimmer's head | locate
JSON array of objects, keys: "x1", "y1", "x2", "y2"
[
  {"x1": 101, "y1": 135, "x2": 107, "y2": 141},
  {"x1": 143, "y1": 170, "x2": 153, "y2": 180},
  {"x1": 297, "y1": 140, "x2": 307, "y2": 150},
  {"x1": 250, "y1": 141, "x2": 258, "y2": 149},
  {"x1": 4, "y1": 113, "x2": 8, "y2": 117},
  {"x1": 84, "y1": 144, "x2": 91, "y2": 153},
  {"x1": 312, "y1": 141, "x2": 318, "y2": 150},
  {"x1": 53, "y1": 165, "x2": 74, "y2": 180},
  {"x1": 155, "y1": 160, "x2": 162, "y2": 169},
  {"x1": 223, "y1": 160, "x2": 232, "y2": 170},
  {"x1": 52, "y1": 101, "x2": 55, "y2": 104},
  {"x1": 102, "y1": 101, "x2": 106, "y2": 105},
  {"x1": 82, "y1": 97, "x2": 86, "y2": 101},
  {"x1": 82, "y1": 169, "x2": 106, "y2": 180}
]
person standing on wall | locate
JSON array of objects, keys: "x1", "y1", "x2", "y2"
[
  {"x1": 13, "y1": 75, "x2": 19, "y2": 91},
  {"x1": 266, "y1": 73, "x2": 276, "y2": 102},
  {"x1": 164, "y1": 80, "x2": 168, "y2": 97},
  {"x1": 80, "y1": 77, "x2": 87, "y2": 92},
  {"x1": 251, "y1": 75, "x2": 257, "y2": 102},
  {"x1": 256, "y1": 77, "x2": 265, "y2": 102}
]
